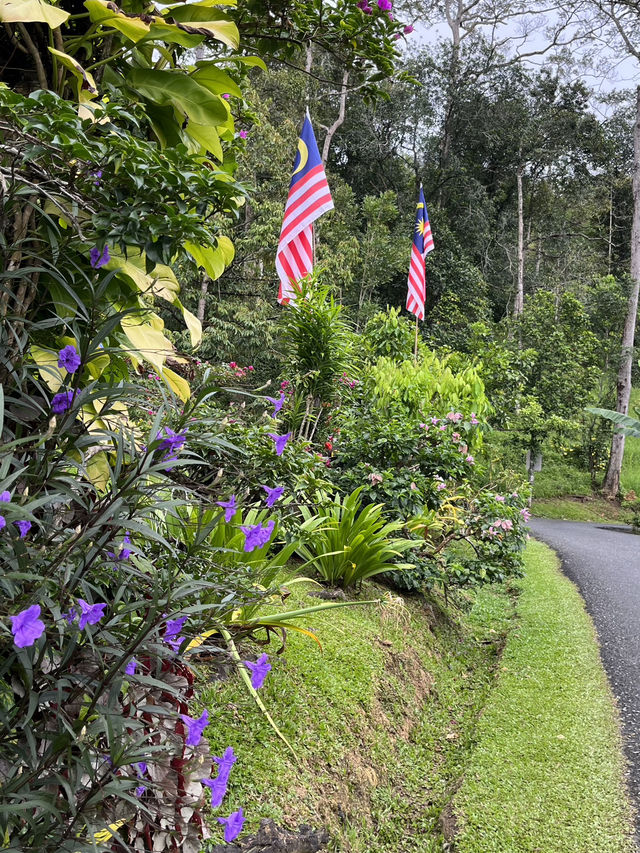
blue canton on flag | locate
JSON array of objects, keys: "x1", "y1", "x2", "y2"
[
  {"x1": 276, "y1": 115, "x2": 334, "y2": 304},
  {"x1": 406, "y1": 186, "x2": 434, "y2": 320}
]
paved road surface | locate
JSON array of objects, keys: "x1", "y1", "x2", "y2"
[{"x1": 530, "y1": 518, "x2": 640, "y2": 842}]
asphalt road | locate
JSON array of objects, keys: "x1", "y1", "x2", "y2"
[{"x1": 529, "y1": 518, "x2": 640, "y2": 842}]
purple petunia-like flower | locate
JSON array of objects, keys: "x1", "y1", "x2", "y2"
[
  {"x1": 0, "y1": 516, "x2": 5, "y2": 530},
  {"x1": 218, "y1": 808, "x2": 245, "y2": 843},
  {"x1": 244, "y1": 653, "x2": 271, "y2": 690},
  {"x1": 51, "y1": 390, "x2": 76, "y2": 414},
  {"x1": 265, "y1": 392, "x2": 285, "y2": 418},
  {"x1": 14, "y1": 520, "x2": 31, "y2": 539},
  {"x1": 0, "y1": 491, "x2": 10, "y2": 502},
  {"x1": 262, "y1": 485, "x2": 284, "y2": 508},
  {"x1": 156, "y1": 427, "x2": 188, "y2": 468},
  {"x1": 58, "y1": 344, "x2": 82, "y2": 374},
  {"x1": 378, "y1": 0, "x2": 392, "y2": 9},
  {"x1": 90, "y1": 245, "x2": 110, "y2": 269},
  {"x1": 164, "y1": 614, "x2": 188, "y2": 652},
  {"x1": 203, "y1": 775, "x2": 228, "y2": 809},
  {"x1": 241, "y1": 520, "x2": 275, "y2": 553},
  {"x1": 216, "y1": 495, "x2": 237, "y2": 522},
  {"x1": 77, "y1": 599, "x2": 107, "y2": 630},
  {"x1": 125, "y1": 658, "x2": 137, "y2": 675},
  {"x1": 109, "y1": 532, "x2": 132, "y2": 561},
  {"x1": 267, "y1": 431, "x2": 291, "y2": 456},
  {"x1": 180, "y1": 709, "x2": 209, "y2": 746},
  {"x1": 203, "y1": 746, "x2": 237, "y2": 807},
  {"x1": 11, "y1": 605, "x2": 45, "y2": 648}
]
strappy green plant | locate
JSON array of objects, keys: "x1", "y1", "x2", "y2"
[{"x1": 296, "y1": 487, "x2": 414, "y2": 588}]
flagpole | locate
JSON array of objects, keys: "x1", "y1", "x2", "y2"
[{"x1": 414, "y1": 315, "x2": 419, "y2": 362}]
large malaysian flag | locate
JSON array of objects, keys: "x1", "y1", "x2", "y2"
[
  {"x1": 406, "y1": 186, "x2": 434, "y2": 320},
  {"x1": 276, "y1": 115, "x2": 334, "y2": 304}
]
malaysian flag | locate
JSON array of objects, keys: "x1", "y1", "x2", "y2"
[
  {"x1": 276, "y1": 115, "x2": 334, "y2": 304},
  {"x1": 406, "y1": 186, "x2": 434, "y2": 320}
]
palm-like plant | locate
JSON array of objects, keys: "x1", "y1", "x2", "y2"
[{"x1": 296, "y1": 487, "x2": 414, "y2": 588}]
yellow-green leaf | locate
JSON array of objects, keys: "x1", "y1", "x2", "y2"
[
  {"x1": 191, "y1": 62, "x2": 242, "y2": 97},
  {"x1": 175, "y1": 299, "x2": 202, "y2": 347},
  {"x1": 121, "y1": 319, "x2": 173, "y2": 372},
  {"x1": 31, "y1": 345, "x2": 63, "y2": 392},
  {"x1": 0, "y1": 0, "x2": 69, "y2": 27},
  {"x1": 84, "y1": 0, "x2": 151, "y2": 42},
  {"x1": 161, "y1": 366, "x2": 190, "y2": 401},
  {"x1": 184, "y1": 121, "x2": 223, "y2": 160},
  {"x1": 164, "y1": 4, "x2": 238, "y2": 49},
  {"x1": 48, "y1": 47, "x2": 97, "y2": 95},
  {"x1": 86, "y1": 451, "x2": 111, "y2": 491}
]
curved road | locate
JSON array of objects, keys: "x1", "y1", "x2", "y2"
[{"x1": 530, "y1": 518, "x2": 640, "y2": 843}]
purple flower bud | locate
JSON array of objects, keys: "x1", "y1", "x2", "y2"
[
  {"x1": 378, "y1": 0, "x2": 392, "y2": 9},
  {"x1": 125, "y1": 658, "x2": 137, "y2": 675},
  {"x1": 404, "y1": 24, "x2": 414, "y2": 33},
  {"x1": 89, "y1": 245, "x2": 110, "y2": 269},
  {"x1": 14, "y1": 520, "x2": 31, "y2": 539}
]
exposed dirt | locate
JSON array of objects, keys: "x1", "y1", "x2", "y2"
[{"x1": 210, "y1": 819, "x2": 330, "y2": 852}]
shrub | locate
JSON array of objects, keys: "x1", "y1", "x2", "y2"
[{"x1": 295, "y1": 488, "x2": 414, "y2": 588}]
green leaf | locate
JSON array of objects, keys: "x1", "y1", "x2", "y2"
[
  {"x1": 184, "y1": 121, "x2": 223, "y2": 160},
  {"x1": 84, "y1": 0, "x2": 150, "y2": 41},
  {"x1": 128, "y1": 69, "x2": 228, "y2": 126},
  {"x1": 0, "y1": 0, "x2": 69, "y2": 27},
  {"x1": 227, "y1": 55, "x2": 267, "y2": 71},
  {"x1": 191, "y1": 62, "x2": 242, "y2": 97},
  {"x1": 185, "y1": 237, "x2": 234, "y2": 279},
  {"x1": 162, "y1": 4, "x2": 239, "y2": 49},
  {"x1": 48, "y1": 48, "x2": 97, "y2": 96}
]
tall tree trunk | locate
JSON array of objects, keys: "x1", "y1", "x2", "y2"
[
  {"x1": 197, "y1": 275, "x2": 210, "y2": 323},
  {"x1": 603, "y1": 86, "x2": 640, "y2": 497},
  {"x1": 321, "y1": 70, "x2": 349, "y2": 165},
  {"x1": 608, "y1": 182, "x2": 614, "y2": 275},
  {"x1": 514, "y1": 163, "x2": 525, "y2": 316}
]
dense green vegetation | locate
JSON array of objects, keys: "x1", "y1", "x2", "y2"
[{"x1": 1, "y1": 0, "x2": 640, "y2": 850}]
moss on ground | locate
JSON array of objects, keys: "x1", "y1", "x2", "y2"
[
  {"x1": 453, "y1": 540, "x2": 635, "y2": 853},
  {"x1": 199, "y1": 581, "x2": 515, "y2": 852}
]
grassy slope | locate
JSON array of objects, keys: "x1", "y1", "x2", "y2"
[
  {"x1": 199, "y1": 581, "x2": 515, "y2": 852},
  {"x1": 531, "y1": 496, "x2": 632, "y2": 523},
  {"x1": 453, "y1": 540, "x2": 634, "y2": 853}
]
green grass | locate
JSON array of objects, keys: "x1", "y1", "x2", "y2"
[
  {"x1": 531, "y1": 495, "x2": 632, "y2": 523},
  {"x1": 621, "y1": 387, "x2": 640, "y2": 495},
  {"x1": 197, "y1": 580, "x2": 517, "y2": 852},
  {"x1": 453, "y1": 540, "x2": 635, "y2": 853}
]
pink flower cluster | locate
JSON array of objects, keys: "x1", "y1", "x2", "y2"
[
  {"x1": 227, "y1": 361, "x2": 254, "y2": 379},
  {"x1": 487, "y1": 518, "x2": 514, "y2": 537},
  {"x1": 337, "y1": 372, "x2": 358, "y2": 389}
]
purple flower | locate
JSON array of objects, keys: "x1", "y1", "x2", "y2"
[
  {"x1": 214, "y1": 746, "x2": 237, "y2": 778},
  {"x1": 77, "y1": 599, "x2": 107, "y2": 630},
  {"x1": 404, "y1": 23, "x2": 414, "y2": 33},
  {"x1": 466, "y1": 455, "x2": 475, "y2": 465},
  {"x1": 244, "y1": 653, "x2": 271, "y2": 690},
  {"x1": 216, "y1": 495, "x2": 237, "y2": 522},
  {"x1": 51, "y1": 390, "x2": 76, "y2": 414},
  {"x1": 14, "y1": 520, "x2": 31, "y2": 539},
  {"x1": 180, "y1": 709, "x2": 209, "y2": 746},
  {"x1": 267, "y1": 431, "x2": 291, "y2": 456},
  {"x1": 63, "y1": 607, "x2": 77, "y2": 624},
  {"x1": 202, "y1": 775, "x2": 229, "y2": 809},
  {"x1": 0, "y1": 515, "x2": 5, "y2": 530},
  {"x1": 58, "y1": 344, "x2": 81, "y2": 374},
  {"x1": 262, "y1": 485, "x2": 284, "y2": 508},
  {"x1": 136, "y1": 761, "x2": 147, "y2": 776},
  {"x1": 239, "y1": 130, "x2": 248, "y2": 139},
  {"x1": 0, "y1": 491, "x2": 10, "y2": 502},
  {"x1": 125, "y1": 658, "x2": 137, "y2": 675},
  {"x1": 222, "y1": 93, "x2": 230, "y2": 99},
  {"x1": 218, "y1": 808, "x2": 245, "y2": 843},
  {"x1": 11, "y1": 604, "x2": 45, "y2": 648},
  {"x1": 156, "y1": 427, "x2": 188, "y2": 467},
  {"x1": 378, "y1": 0, "x2": 392, "y2": 8},
  {"x1": 92, "y1": 169, "x2": 103, "y2": 186},
  {"x1": 164, "y1": 615, "x2": 187, "y2": 651},
  {"x1": 266, "y1": 392, "x2": 286, "y2": 418},
  {"x1": 240, "y1": 520, "x2": 275, "y2": 553},
  {"x1": 89, "y1": 245, "x2": 110, "y2": 269},
  {"x1": 393, "y1": 32, "x2": 401, "y2": 38},
  {"x1": 135, "y1": 785, "x2": 146, "y2": 797}
]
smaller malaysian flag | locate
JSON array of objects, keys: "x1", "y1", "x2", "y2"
[
  {"x1": 406, "y1": 186, "x2": 434, "y2": 320},
  {"x1": 276, "y1": 115, "x2": 334, "y2": 304}
]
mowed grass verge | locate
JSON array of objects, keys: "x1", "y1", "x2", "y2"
[{"x1": 453, "y1": 540, "x2": 635, "y2": 853}]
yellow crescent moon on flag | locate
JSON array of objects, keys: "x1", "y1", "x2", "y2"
[
  {"x1": 292, "y1": 139, "x2": 309, "y2": 175},
  {"x1": 417, "y1": 202, "x2": 424, "y2": 208}
]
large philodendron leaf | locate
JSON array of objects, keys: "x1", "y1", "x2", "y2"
[
  {"x1": 0, "y1": 0, "x2": 69, "y2": 26},
  {"x1": 185, "y1": 236, "x2": 235, "y2": 279},
  {"x1": 162, "y1": 3, "x2": 239, "y2": 49},
  {"x1": 48, "y1": 48, "x2": 98, "y2": 100},
  {"x1": 85, "y1": 0, "x2": 151, "y2": 41},
  {"x1": 127, "y1": 69, "x2": 229, "y2": 127},
  {"x1": 191, "y1": 62, "x2": 243, "y2": 98}
]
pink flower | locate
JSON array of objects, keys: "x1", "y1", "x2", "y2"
[
  {"x1": 221, "y1": 93, "x2": 230, "y2": 100},
  {"x1": 404, "y1": 24, "x2": 414, "y2": 33},
  {"x1": 452, "y1": 432, "x2": 460, "y2": 440},
  {"x1": 470, "y1": 412, "x2": 479, "y2": 425},
  {"x1": 495, "y1": 495, "x2": 505, "y2": 502},
  {"x1": 437, "y1": 482, "x2": 446, "y2": 491},
  {"x1": 447, "y1": 411, "x2": 463, "y2": 422},
  {"x1": 369, "y1": 473, "x2": 383, "y2": 485},
  {"x1": 228, "y1": 361, "x2": 237, "y2": 368},
  {"x1": 466, "y1": 455, "x2": 474, "y2": 464},
  {"x1": 239, "y1": 130, "x2": 248, "y2": 139},
  {"x1": 410, "y1": 482, "x2": 417, "y2": 491}
]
